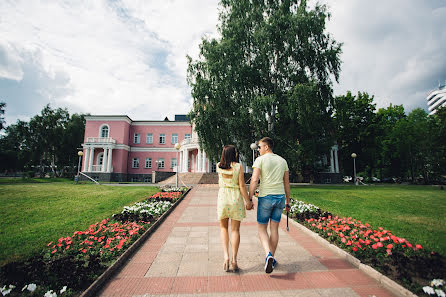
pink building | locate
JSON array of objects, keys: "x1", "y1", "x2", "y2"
[{"x1": 81, "y1": 115, "x2": 211, "y2": 182}]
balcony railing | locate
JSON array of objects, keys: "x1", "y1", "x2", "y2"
[
  {"x1": 90, "y1": 165, "x2": 113, "y2": 172},
  {"x1": 92, "y1": 165, "x2": 103, "y2": 172},
  {"x1": 181, "y1": 138, "x2": 198, "y2": 146},
  {"x1": 86, "y1": 137, "x2": 116, "y2": 144}
]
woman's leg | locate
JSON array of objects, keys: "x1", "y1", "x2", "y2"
[
  {"x1": 220, "y1": 218, "x2": 230, "y2": 261},
  {"x1": 230, "y1": 219, "x2": 241, "y2": 263}
]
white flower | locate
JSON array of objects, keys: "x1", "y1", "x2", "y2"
[
  {"x1": 20, "y1": 283, "x2": 37, "y2": 292},
  {"x1": 44, "y1": 289, "x2": 58, "y2": 297},
  {"x1": 432, "y1": 279, "x2": 445, "y2": 287},
  {"x1": 424, "y1": 286, "x2": 436, "y2": 295},
  {"x1": 436, "y1": 289, "x2": 446, "y2": 297},
  {"x1": 1, "y1": 285, "x2": 12, "y2": 296},
  {"x1": 60, "y1": 286, "x2": 67, "y2": 294}
]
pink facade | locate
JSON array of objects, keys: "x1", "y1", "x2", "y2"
[{"x1": 81, "y1": 115, "x2": 210, "y2": 182}]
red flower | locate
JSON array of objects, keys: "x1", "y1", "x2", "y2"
[
  {"x1": 372, "y1": 244, "x2": 378, "y2": 249},
  {"x1": 415, "y1": 244, "x2": 422, "y2": 250},
  {"x1": 377, "y1": 242, "x2": 383, "y2": 248},
  {"x1": 386, "y1": 244, "x2": 393, "y2": 249},
  {"x1": 52, "y1": 249, "x2": 57, "y2": 254},
  {"x1": 352, "y1": 247, "x2": 358, "y2": 252}
]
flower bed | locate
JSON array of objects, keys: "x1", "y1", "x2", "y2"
[
  {"x1": 112, "y1": 200, "x2": 173, "y2": 222},
  {"x1": 289, "y1": 198, "x2": 446, "y2": 296},
  {"x1": 0, "y1": 187, "x2": 189, "y2": 297}
]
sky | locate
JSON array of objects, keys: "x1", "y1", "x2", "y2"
[{"x1": 1, "y1": 0, "x2": 445, "y2": 127}]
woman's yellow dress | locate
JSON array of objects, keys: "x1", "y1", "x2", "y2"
[{"x1": 216, "y1": 162, "x2": 246, "y2": 221}]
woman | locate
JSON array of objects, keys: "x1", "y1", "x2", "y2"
[{"x1": 217, "y1": 145, "x2": 253, "y2": 272}]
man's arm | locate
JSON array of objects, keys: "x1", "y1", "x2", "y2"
[
  {"x1": 283, "y1": 170, "x2": 291, "y2": 211},
  {"x1": 249, "y1": 167, "x2": 261, "y2": 201}
]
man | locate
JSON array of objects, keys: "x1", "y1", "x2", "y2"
[{"x1": 249, "y1": 137, "x2": 291, "y2": 274}]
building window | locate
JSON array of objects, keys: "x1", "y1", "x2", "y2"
[
  {"x1": 131, "y1": 177, "x2": 138, "y2": 182},
  {"x1": 144, "y1": 177, "x2": 152, "y2": 183},
  {"x1": 134, "y1": 133, "x2": 140, "y2": 144},
  {"x1": 159, "y1": 133, "x2": 165, "y2": 144},
  {"x1": 171, "y1": 133, "x2": 178, "y2": 144},
  {"x1": 145, "y1": 158, "x2": 152, "y2": 168},
  {"x1": 146, "y1": 133, "x2": 153, "y2": 144},
  {"x1": 100, "y1": 125, "x2": 109, "y2": 138},
  {"x1": 185, "y1": 133, "x2": 191, "y2": 140},
  {"x1": 211, "y1": 162, "x2": 217, "y2": 173},
  {"x1": 157, "y1": 158, "x2": 165, "y2": 169},
  {"x1": 171, "y1": 158, "x2": 177, "y2": 169},
  {"x1": 132, "y1": 158, "x2": 139, "y2": 168}
]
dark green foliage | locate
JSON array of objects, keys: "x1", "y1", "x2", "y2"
[{"x1": 0, "y1": 104, "x2": 88, "y2": 177}]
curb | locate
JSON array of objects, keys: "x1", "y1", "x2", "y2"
[
  {"x1": 284, "y1": 213, "x2": 418, "y2": 297},
  {"x1": 79, "y1": 188, "x2": 192, "y2": 297}
]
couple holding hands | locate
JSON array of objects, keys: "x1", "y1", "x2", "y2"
[{"x1": 216, "y1": 137, "x2": 291, "y2": 274}]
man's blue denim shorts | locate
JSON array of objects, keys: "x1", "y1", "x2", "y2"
[{"x1": 257, "y1": 194, "x2": 285, "y2": 224}]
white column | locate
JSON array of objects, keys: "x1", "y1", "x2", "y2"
[
  {"x1": 197, "y1": 150, "x2": 202, "y2": 172},
  {"x1": 334, "y1": 147, "x2": 339, "y2": 173},
  {"x1": 202, "y1": 152, "x2": 207, "y2": 173},
  {"x1": 83, "y1": 148, "x2": 89, "y2": 172},
  {"x1": 88, "y1": 147, "x2": 94, "y2": 172},
  {"x1": 107, "y1": 148, "x2": 113, "y2": 172},
  {"x1": 102, "y1": 148, "x2": 108, "y2": 172},
  {"x1": 183, "y1": 150, "x2": 189, "y2": 172},
  {"x1": 330, "y1": 148, "x2": 335, "y2": 173}
]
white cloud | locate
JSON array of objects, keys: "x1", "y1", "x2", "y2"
[
  {"x1": 0, "y1": 0, "x2": 445, "y2": 126},
  {"x1": 322, "y1": 0, "x2": 446, "y2": 111},
  {"x1": 0, "y1": 0, "x2": 219, "y2": 122}
]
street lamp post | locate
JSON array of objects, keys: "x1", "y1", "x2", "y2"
[
  {"x1": 351, "y1": 153, "x2": 357, "y2": 185},
  {"x1": 175, "y1": 143, "x2": 181, "y2": 187},
  {"x1": 76, "y1": 151, "x2": 84, "y2": 183},
  {"x1": 250, "y1": 142, "x2": 258, "y2": 165}
]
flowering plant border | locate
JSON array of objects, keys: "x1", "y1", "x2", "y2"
[
  {"x1": 289, "y1": 198, "x2": 446, "y2": 296},
  {"x1": 0, "y1": 187, "x2": 191, "y2": 297}
]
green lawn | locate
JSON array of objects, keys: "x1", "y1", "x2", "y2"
[
  {"x1": 0, "y1": 182, "x2": 158, "y2": 265},
  {"x1": 290, "y1": 185, "x2": 446, "y2": 256}
]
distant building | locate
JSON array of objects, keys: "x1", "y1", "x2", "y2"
[
  {"x1": 427, "y1": 83, "x2": 446, "y2": 115},
  {"x1": 80, "y1": 115, "x2": 211, "y2": 182}
]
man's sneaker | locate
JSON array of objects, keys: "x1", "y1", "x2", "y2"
[
  {"x1": 272, "y1": 258, "x2": 277, "y2": 269},
  {"x1": 264, "y1": 252, "x2": 274, "y2": 273}
]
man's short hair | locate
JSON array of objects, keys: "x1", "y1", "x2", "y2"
[{"x1": 259, "y1": 137, "x2": 274, "y2": 150}]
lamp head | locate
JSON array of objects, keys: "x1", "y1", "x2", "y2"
[
  {"x1": 351, "y1": 153, "x2": 357, "y2": 158},
  {"x1": 250, "y1": 142, "x2": 258, "y2": 150},
  {"x1": 78, "y1": 151, "x2": 84, "y2": 157},
  {"x1": 174, "y1": 143, "x2": 181, "y2": 150}
]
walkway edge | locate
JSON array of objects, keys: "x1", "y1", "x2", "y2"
[
  {"x1": 79, "y1": 188, "x2": 192, "y2": 297},
  {"x1": 285, "y1": 214, "x2": 418, "y2": 297}
]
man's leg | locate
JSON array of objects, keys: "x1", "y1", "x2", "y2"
[
  {"x1": 269, "y1": 221, "x2": 280, "y2": 256},
  {"x1": 258, "y1": 222, "x2": 271, "y2": 255}
]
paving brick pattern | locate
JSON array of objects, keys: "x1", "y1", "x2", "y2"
[{"x1": 98, "y1": 185, "x2": 397, "y2": 297}]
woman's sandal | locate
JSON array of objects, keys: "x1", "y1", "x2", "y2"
[
  {"x1": 231, "y1": 261, "x2": 239, "y2": 272},
  {"x1": 224, "y1": 259, "x2": 230, "y2": 272}
]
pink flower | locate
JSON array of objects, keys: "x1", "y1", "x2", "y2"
[
  {"x1": 377, "y1": 242, "x2": 383, "y2": 248},
  {"x1": 372, "y1": 244, "x2": 378, "y2": 249},
  {"x1": 386, "y1": 244, "x2": 393, "y2": 249}
]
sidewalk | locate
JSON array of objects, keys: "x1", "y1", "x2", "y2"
[{"x1": 98, "y1": 185, "x2": 397, "y2": 297}]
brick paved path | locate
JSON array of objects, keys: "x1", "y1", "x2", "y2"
[{"x1": 98, "y1": 185, "x2": 397, "y2": 297}]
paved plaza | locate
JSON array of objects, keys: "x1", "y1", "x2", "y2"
[{"x1": 98, "y1": 185, "x2": 397, "y2": 297}]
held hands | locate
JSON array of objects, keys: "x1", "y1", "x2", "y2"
[{"x1": 246, "y1": 199, "x2": 254, "y2": 210}]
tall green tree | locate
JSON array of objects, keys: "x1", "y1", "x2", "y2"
[
  {"x1": 374, "y1": 104, "x2": 406, "y2": 179},
  {"x1": 187, "y1": 0, "x2": 342, "y2": 179},
  {"x1": 333, "y1": 91, "x2": 376, "y2": 177}
]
